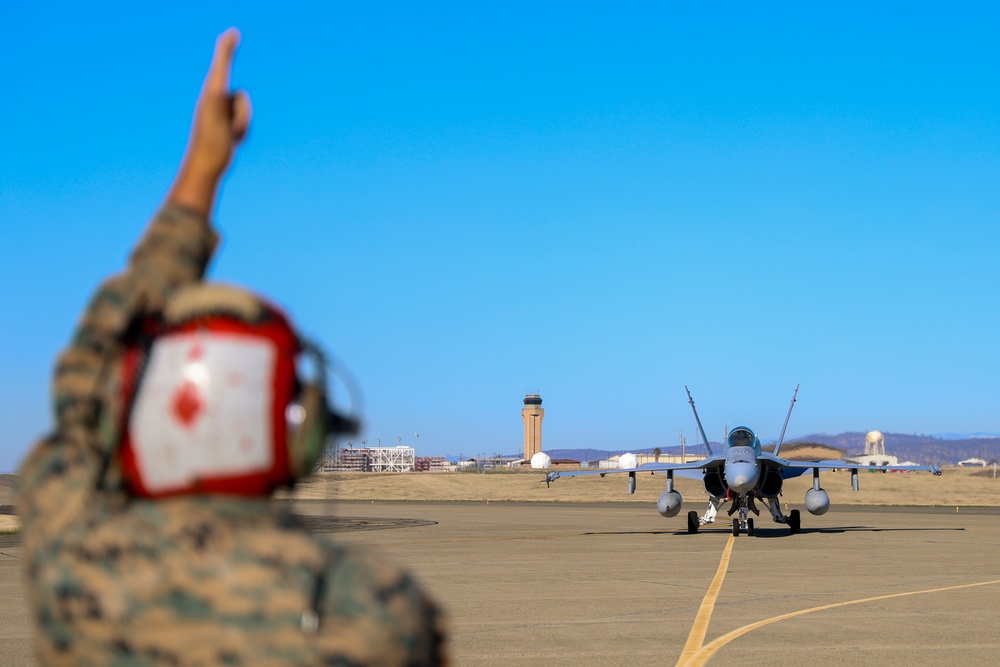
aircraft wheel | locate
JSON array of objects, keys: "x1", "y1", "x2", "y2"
[
  {"x1": 732, "y1": 519, "x2": 740, "y2": 537},
  {"x1": 747, "y1": 518, "x2": 755, "y2": 537},
  {"x1": 687, "y1": 511, "x2": 699, "y2": 534},
  {"x1": 789, "y1": 509, "x2": 801, "y2": 535}
]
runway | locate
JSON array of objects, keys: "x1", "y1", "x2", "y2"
[
  {"x1": 303, "y1": 501, "x2": 1000, "y2": 666},
  {"x1": 2, "y1": 501, "x2": 998, "y2": 665}
]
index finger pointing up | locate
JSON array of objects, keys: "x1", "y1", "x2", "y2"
[{"x1": 205, "y1": 28, "x2": 241, "y2": 94}]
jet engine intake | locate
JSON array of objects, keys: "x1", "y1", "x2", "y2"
[
  {"x1": 805, "y1": 487, "x2": 830, "y2": 515},
  {"x1": 657, "y1": 490, "x2": 683, "y2": 517},
  {"x1": 757, "y1": 468, "x2": 783, "y2": 497},
  {"x1": 704, "y1": 469, "x2": 727, "y2": 498}
]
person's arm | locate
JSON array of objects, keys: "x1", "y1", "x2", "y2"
[
  {"x1": 19, "y1": 29, "x2": 252, "y2": 541},
  {"x1": 167, "y1": 29, "x2": 252, "y2": 215}
]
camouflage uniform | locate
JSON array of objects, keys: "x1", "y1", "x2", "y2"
[{"x1": 20, "y1": 205, "x2": 446, "y2": 666}]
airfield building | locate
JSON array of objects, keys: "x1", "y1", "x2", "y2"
[{"x1": 522, "y1": 394, "x2": 545, "y2": 462}]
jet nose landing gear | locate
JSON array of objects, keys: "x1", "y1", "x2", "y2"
[
  {"x1": 732, "y1": 493, "x2": 754, "y2": 537},
  {"x1": 733, "y1": 517, "x2": 756, "y2": 536}
]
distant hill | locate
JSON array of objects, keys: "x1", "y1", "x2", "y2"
[
  {"x1": 792, "y1": 432, "x2": 1000, "y2": 465},
  {"x1": 547, "y1": 432, "x2": 1000, "y2": 466},
  {"x1": 763, "y1": 442, "x2": 846, "y2": 461}
]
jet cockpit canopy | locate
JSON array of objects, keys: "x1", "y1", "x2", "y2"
[{"x1": 727, "y1": 426, "x2": 761, "y2": 454}]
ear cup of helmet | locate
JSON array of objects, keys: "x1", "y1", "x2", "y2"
[{"x1": 287, "y1": 382, "x2": 326, "y2": 479}]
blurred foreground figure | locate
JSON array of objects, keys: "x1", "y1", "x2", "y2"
[{"x1": 19, "y1": 29, "x2": 445, "y2": 666}]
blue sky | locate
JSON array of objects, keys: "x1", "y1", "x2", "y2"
[{"x1": 3, "y1": 2, "x2": 999, "y2": 471}]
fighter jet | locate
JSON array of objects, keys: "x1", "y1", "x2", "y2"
[{"x1": 543, "y1": 386, "x2": 942, "y2": 536}]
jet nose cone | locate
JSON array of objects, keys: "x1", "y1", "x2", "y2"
[{"x1": 726, "y1": 463, "x2": 758, "y2": 494}]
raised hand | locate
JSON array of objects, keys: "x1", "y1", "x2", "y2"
[{"x1": 167, "y1": 28, "x2": 252, "y2": 214}]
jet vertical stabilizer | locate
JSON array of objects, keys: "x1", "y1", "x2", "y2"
[
  {"x1": 772, "y1": 384, "x2": 799, "y2": 458},
  {"x1": 685, "y1": 386, "x2": 713, "y2": 456}
]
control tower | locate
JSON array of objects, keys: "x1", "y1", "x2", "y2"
[{"x1": 521, "y1": 394, "x2": 544, "y2": 461}]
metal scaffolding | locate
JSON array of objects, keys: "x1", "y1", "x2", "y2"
[
  {"x1": 317, "y1": 445, "x2": 417, "y2": 472},
  {"x1": 368, "y1": 446, "x2": 415, "y2": 472}
]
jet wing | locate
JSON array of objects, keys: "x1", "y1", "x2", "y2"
[
  {"x1": 543, "y1": 455, "x2": 726, "y2": 484},
  {"x1": 640, "y1": 457, "x2": 726, "y2": 480},
  {"x1": 758, "y1": 453, "x2": 942, "y2": 479}
]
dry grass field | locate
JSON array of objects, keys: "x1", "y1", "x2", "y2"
[
  {"x1": 280, "y1": 465, "x2": 999, "y2": 507},
  {"x1": 0, "y1": 466, "x2": 994, "y2": 533},
  {"x1": 0, "y1": 476, "x2": 17, "y2": 533}
]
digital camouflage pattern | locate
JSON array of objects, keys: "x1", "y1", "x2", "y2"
[{"x1": 20, "y1": 205, "x2": 446, "y2": 666}]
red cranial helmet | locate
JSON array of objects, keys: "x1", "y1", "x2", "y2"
[{"x1": 118, "y1": 284, "x2": 358, "y2": 498}]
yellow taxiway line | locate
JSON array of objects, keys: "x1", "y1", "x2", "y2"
[
  {"x1": 682, "y1": 577, "x2": 1000, "y2": 666},
  {"x1": 675, "y1": 535, "x2": 735, "y2": 666},
  {"x1": 676, "y1": 534, "x2": 1000, "y2": 667}
]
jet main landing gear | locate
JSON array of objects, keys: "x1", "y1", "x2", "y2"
[
  {"x1": 761, "y1": 497, "x2": 802, "y2": 535},
  {"x1": 788, "y1": 509, "x2": 801, "y2": 534}
]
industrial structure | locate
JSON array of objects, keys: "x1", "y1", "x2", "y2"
[
  {"x1": 321, "y1": 445, "x2": 417, "y2": 472},
  {"x1": 851, "y1": 430, "x2": 904, "y2": 466},
  {"x1": 521, "y1": 393, "x2": 544, "y2": 462},
  {"x1": 414, "y1": 456, "x2": 450, "y2": 472},
  {"x1": 865, "y1": 430, "x2": 886, "y2": 457}
]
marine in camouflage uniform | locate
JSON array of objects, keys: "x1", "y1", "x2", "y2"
[{"x1": 19, "y1": 29, "x2": 445, "y2": 666}]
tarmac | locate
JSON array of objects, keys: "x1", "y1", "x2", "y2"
[{"x1": 2, "y1": 500, "x2": 999, "y2": 665}]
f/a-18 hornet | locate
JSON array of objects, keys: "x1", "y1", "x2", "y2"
[{"x1": 543, "y1": 386, "x2": 942, "y2": 536}]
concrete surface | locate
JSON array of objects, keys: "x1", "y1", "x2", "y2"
[
  {"x1": 310, "y1": 501, "x2": 1000, "y2": 666},
  {"x1": 2, "y1": 501, "x2": 998, "y2": 665},
  {"x1": 0, "y1": 546, "x2": 33, "y2": 665}
]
